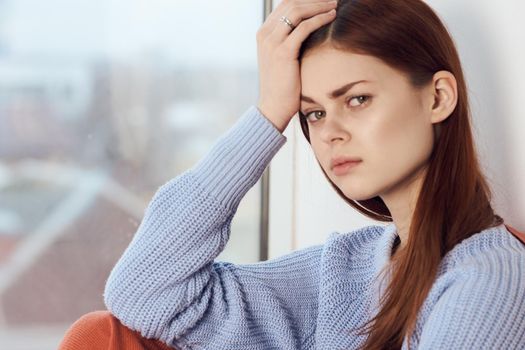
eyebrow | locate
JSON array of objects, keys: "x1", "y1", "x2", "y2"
[{"x1": 300, "y1": 80, "x2": 371, "y2": 103}]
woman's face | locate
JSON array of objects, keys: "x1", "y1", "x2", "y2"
[{"x1": 299, "y1": 46, "x2": 436, "y2": 201}]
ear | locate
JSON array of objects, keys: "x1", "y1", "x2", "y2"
[{"x1": 428, "y1": 70, "x2": 458, "y2": 124}]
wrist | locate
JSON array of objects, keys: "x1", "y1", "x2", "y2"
[{"x1": 256, "y1": 105, "x2": 290, "y2": 133}]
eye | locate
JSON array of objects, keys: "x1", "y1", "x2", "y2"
[
  {"x1": 301, "y1": 95, "x2": 372, "y2": 123},
  {"x1": 347, "y1": 95, "x2": 371, "y2": 107},
  {"x1": 302, "y1": 110, "x2": 326, "y2": 123}
]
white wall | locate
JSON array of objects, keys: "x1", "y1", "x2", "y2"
[{"x1": 268, "y1": 0, "x2": 525, "y2": 258}]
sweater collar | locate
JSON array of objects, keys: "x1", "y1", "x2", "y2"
[
  {"x1": 372, "y1": 222, "x2": 515, "y2": 276},
  {"x1": 368, "y1": 222, "x2": 399, "y2": 316},
  {"x1": 373, "y1": 223, "x2": 399, "y2": 278}
]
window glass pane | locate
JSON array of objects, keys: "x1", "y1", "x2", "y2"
[{"x1": 0, "y1": 1, "x2": 263, "y2": 348}]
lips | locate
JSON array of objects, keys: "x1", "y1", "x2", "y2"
[
  {"x1": 332, "y1": 160, "x2": 362, "y2": 176},
  {"x1": 330, "y1": 156, "x2": 362, "y2": 170}
]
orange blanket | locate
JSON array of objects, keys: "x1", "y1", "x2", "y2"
[{"x1": 58, "y1": 310, "x2": 175, "y2": 350}]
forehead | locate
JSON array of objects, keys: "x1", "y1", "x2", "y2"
[{"x1": 300, "y1": 47, "x2": 400, "y2": 93}]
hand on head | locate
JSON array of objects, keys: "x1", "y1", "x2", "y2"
[{"x1": 256, "y1": 0, "x2": 337, "y2": 133}]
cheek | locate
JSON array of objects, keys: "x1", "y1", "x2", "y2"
[{"x1": 368, "y1": 111, "x2": 434, "y2": 181}]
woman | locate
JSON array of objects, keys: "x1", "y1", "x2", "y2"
[{"x1": 59, "y1": 0, "x2": 525, "y2": 349}]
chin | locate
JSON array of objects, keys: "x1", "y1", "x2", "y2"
[
  {"x1": 346, "y1": 193, "x2": 378, "y2": 202},
  {"x1": 339, "y1": 183, "x2": 378, "y2": 201}
]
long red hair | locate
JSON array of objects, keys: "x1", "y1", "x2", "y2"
[{"x1": 297, "y1": 0, "x2": 503, "y2": 348}]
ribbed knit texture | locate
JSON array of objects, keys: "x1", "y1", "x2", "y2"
[{"x1": 103, "y1": 105, "x2": 525, "y2": 350}]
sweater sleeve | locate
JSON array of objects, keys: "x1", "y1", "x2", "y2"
[
  {"x1": 103, "y1": 106, "x2": 322, "y2": 350},
  {"x1": 417, "y1": 249, "x2": 525, "y2": 349}
]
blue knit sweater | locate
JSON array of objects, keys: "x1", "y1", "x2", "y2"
[{"x1": 103, "y1": 106, "x2": 525, "y2": 349}]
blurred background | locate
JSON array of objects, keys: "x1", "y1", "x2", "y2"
[{"x1": 0, "y1": 1, "x2": 265, "y2": 348}]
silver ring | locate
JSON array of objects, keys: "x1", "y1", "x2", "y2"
[{"x1": 279, "y1": 16, "x2": 296, "y2": 30}]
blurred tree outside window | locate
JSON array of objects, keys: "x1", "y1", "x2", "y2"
[{"x1": 0, "y1": 1, "x2": 263, "y2": 349}]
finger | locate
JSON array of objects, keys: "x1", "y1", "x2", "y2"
[
  {"x1": 259, "y1": 0, "x2": 326, "y2": 38},
  {"x1": 269, "y1": 1, "x2": 337, "y2": 42},
  {"x1": 266, "y1": 0, "x2": 334, "y2": 24},
  {"x1": 263, "y1": 1, "x2": 337, "y2": 41},
  {"x1": 284, "y1": 9, "x2": 337, "y2": 55}
]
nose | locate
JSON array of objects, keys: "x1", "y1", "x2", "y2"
[{"x1": 318, "y1": 113, "x2": 350, "y2": 144}]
